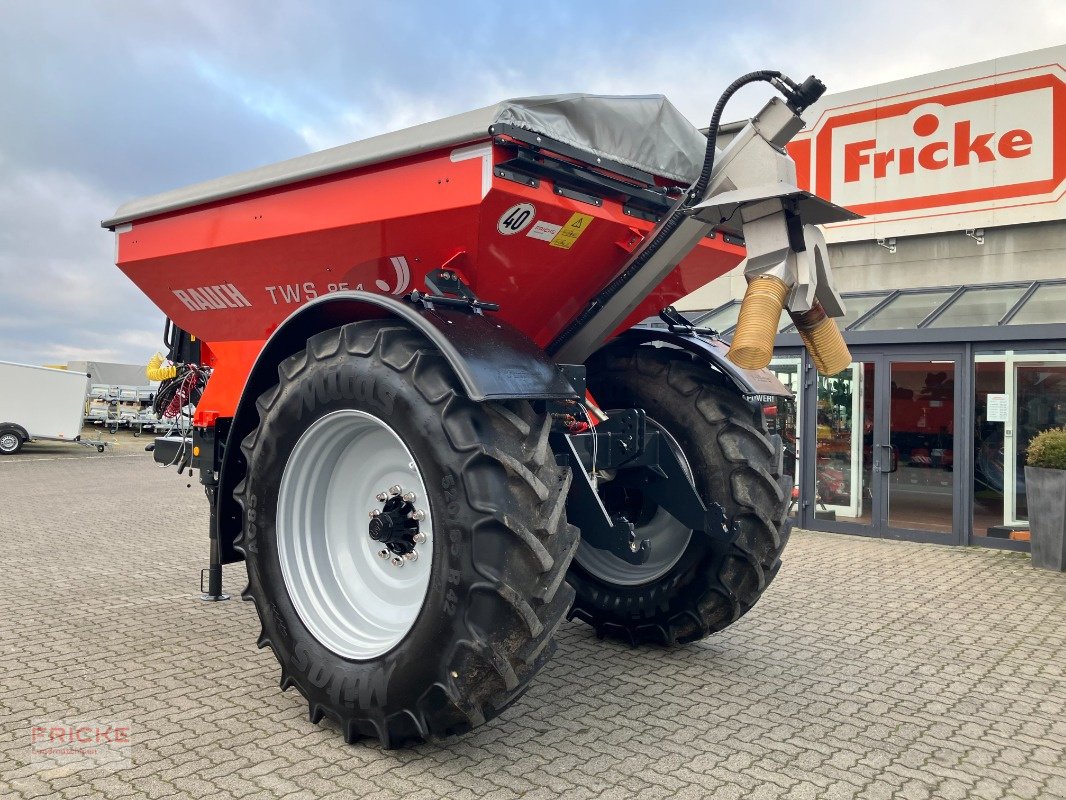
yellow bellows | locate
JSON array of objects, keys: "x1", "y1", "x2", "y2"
[
  {"x1": 727, "y1": 276, "x2": 852, "y2": 375},
  {"x1": 146, "y1": 352, "x2": 178, "y2": 382},
  {"x1": 727, "y1": 275, "x2": 789, "y2": 370},
  {"x1": 790, "y1": 304, "x2": 852, "y2": 375}
]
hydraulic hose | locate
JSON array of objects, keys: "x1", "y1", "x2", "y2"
[
  {"x1": 689, "y1": 69, "x2": 783, "y2": 202},
  {"x1": 547, "y1": 70, "x2": 785, "y2": 357}
]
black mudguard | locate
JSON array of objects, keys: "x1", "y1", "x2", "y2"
[
  {"x1": 0, "y1": 423, "x2": 29, "y2": 441},
  {"x1": 599, "y1": 325, "x2": 791, "y2": 398}
]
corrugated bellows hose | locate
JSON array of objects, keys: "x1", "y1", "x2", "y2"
[
  {"x1": 789, "y1": 302, "x2": 852, "y2": 375},
  {"x1": 727, "y1": 275, "x2": 790, "y2": 370}
]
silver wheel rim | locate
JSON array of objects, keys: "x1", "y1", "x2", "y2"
[
  {"x1": 575, "y1": 416, "x2": 693, "y2": 586},
  {"x1": 277, "y1": 409, "x2": 433, "y2": 660},
  {"x1": 0, "y1": 433, "x2": 18, "y2": 452}
]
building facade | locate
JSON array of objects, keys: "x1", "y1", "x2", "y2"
[{"x1": 678, "y1": 46, "x2": 1066, "y2": 549}]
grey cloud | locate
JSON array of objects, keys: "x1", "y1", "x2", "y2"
[
  {"x1": 0, "y1": 5, "x2": 309, "y2": 199},
  {"x1": 0, "y1": 164, "x2": 161, "y2": 365}
]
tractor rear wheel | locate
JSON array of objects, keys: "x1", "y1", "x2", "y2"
[
  {"x1": 235, "y1": 320, "x2": 577, "y2": 747},
  {"x1": 567, "y1": 346, "x2": 788, "y2": 645}
]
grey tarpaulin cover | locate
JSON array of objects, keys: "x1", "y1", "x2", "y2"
[
  {"x1": 492, "y1": 94, "x2": 707, "y2": 183},
  {"x1": 103, "y1": 94, "x2": 707, "y2": 228}
]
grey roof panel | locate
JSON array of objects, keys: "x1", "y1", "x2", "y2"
[{"x1": 102, "y1": 94, "x2": 706, "y2": 229}]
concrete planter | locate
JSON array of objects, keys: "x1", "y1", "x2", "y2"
[{"x1": 1024, "y1": 466, "x2": 1066, "y2": 571}]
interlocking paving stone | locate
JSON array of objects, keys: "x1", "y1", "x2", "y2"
[{"x1": 1, "y1": 442, "x2": 1064, "y2": 799}]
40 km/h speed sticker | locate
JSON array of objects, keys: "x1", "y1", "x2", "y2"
[{"x1": 497, "y1": 203, "x2": 536, "y2": 235}]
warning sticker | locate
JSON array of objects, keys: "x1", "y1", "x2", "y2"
[
  {"x1": 549, "y1": 212, "x2": 594, "y2": 250},
  {"x1": 526, "y1": 220, "x2": 562, "y2": 241}
]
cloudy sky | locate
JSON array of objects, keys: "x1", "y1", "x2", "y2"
[{"x1": 1, "y1": 0, "x2": 1063, "y2": 366}]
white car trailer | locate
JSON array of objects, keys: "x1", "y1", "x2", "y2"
[{"x1": 0, "y1": 361, "x2": 108, "y2": 454}]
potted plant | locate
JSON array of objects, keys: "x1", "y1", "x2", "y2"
[{"x1": 1024, "y1": 426, "x2": 1066, "y2": 571}]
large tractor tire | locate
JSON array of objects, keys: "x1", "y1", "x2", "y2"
[
  {"x1": 568, "y1": 346, "x2": 788, "y2": 646},
  {"x1": 235, "y1": 320, "x2": 578, "y2": 747}
]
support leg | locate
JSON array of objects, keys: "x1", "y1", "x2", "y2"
[{"x1": 200, "y1": 485, "x2": 229, "y2": 601}]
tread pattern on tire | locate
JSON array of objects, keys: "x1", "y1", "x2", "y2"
[
  {"x1": 567, "y1": 345, "x2": 789, "y2": 646},
  {"x1": 233, "y1": 321, "x2": 577, "y2": 747}
]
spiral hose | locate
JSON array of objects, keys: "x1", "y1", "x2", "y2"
[{"x1": 146, "y1": 352, "x2": 178, "y2": 382}]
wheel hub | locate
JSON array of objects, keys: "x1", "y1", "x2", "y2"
[
  {"x1": 575, "y1": 414, "x2": 694, "y2": 586},
  {"x1": 368, "y1": 485, "x2": 427, "y2": 563}
]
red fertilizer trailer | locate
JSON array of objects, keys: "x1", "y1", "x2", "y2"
[{"x1": 106, "y1": 71, "x2": 856, "y2": 746}]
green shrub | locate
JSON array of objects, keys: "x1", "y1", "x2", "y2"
[{"x1": 1026, "y1": 427, "x2": 1066, "y2": 470}]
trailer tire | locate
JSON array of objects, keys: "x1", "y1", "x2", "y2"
[
  {"x1": 235, "y1": 320, "x2": 578, "y2": 747},
  {"x1": 0, "y1": 430, "x2": 23, "y2": 455},
  {"x1": 567, "y1": 346, "x2": 788, "y2": 646}
]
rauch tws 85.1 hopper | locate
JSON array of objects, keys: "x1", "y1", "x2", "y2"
[{"x1": 104, "y1": 70, "x2": 857, "y2": 746}]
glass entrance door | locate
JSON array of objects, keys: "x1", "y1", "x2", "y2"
[
  {"x1": 813, "y1": 361, "x2": 874, "y2": 525},
  {"x1": 883, "y1": 359, "x2": 958, "y2": 537},
  {"x1": 802, "y1": 350, "x2": 963, "y2": 542}
]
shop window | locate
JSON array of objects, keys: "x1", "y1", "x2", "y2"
[
  {"x1": 1015, "y1": 363, "x2": 1066, "y2": 520},
  {"x1": 973, "y1": 358, "x2": 1066, "y2": 539}
]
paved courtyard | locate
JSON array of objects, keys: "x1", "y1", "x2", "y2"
[{"x1": 1, "y1": 440, "x2": 1064, "y2": 799}]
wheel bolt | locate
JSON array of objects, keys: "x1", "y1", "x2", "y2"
[
  {"x1": 401, "y1": 491, "x2": 416, "y2": 503},
  {"x1": 390, "y1": 555, "x2": 405, "y2": 567},
  {"x1": 369, "y1": 508, "x2": 381, "y2": 518},
  {"x1": 389, "y1": 485, "x2": 402, "y2": 496},
  {"x1": 375, "y1": 491, "x2": 388, "y2": 502},
  {"x1": 405, "y1": 550, "x2": 418, "y2": 562},
  {"x1": 377, "y1": 548, "x2": 389, "y2": 559},
  {"x1": 412, "y1": 532, "x2": 427, "y2": 544},
  {"x1": 409, "y1": 509, "x2": 425, "y2": 521}
]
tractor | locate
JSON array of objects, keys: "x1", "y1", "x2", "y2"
[{"x1": 104, "y1": 69, "x2": 855, "y2": 746}]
